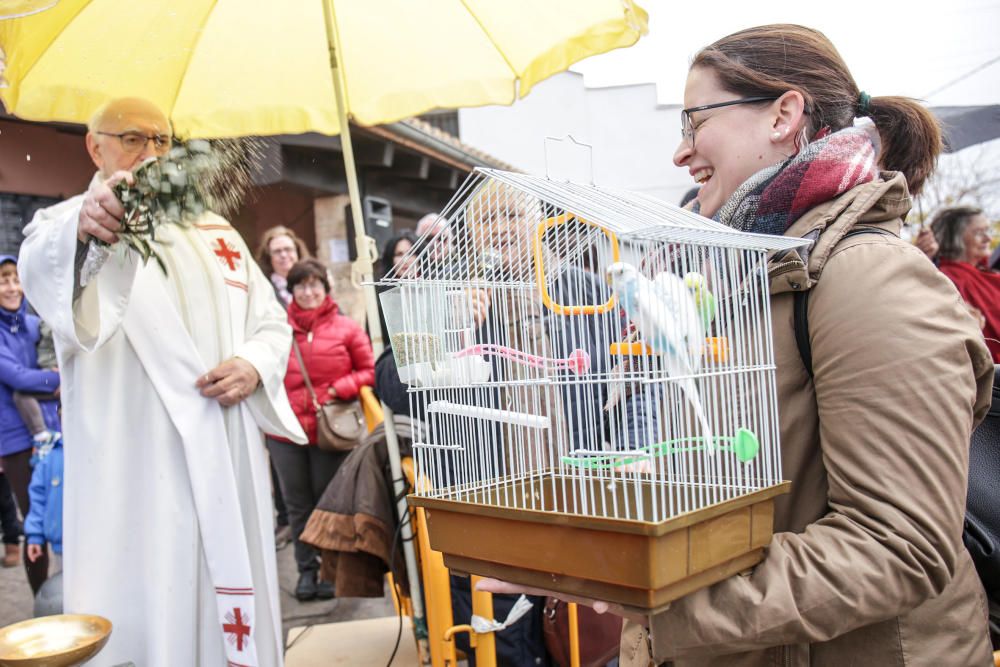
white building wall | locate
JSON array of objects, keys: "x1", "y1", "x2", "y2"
[{"x1": 459, "y1": 72, "x2": 695, "y2": 206}]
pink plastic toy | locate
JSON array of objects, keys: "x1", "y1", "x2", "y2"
[{"x1": 454, "y1": 344, "x2": 591, "y2": 375}]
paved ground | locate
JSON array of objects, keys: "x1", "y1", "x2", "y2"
[
  {"x1": 0, "y1": 540, "x2": 396, "y2": 649},
  {"x1": 0, "y1": 549, "x2": 33, "y2": 628}
]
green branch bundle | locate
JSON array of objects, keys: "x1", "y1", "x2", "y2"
[{"x1": 95, "y1": 137, "x2": 261, "y2": 274}]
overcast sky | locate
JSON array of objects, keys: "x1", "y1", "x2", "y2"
[{"x1": 572, "y1": 0, "x2": 1000, "y2": 107}]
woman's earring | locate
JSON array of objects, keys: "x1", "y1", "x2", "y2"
[{"x1": 772, "y1": 131, "x2": 782, "y2": 140}]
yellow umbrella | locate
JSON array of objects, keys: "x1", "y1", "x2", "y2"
[
  {"x1": 0, "y1": 6, "x2": 646, "y2": 661},
  {"x1": 1, "y1": 0, "x2": 647, "y2": 138},
  {"x1": 0, "y1": 0, "x2": 647, "y2": 348}
]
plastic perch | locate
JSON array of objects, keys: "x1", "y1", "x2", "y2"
[
  {"x1": 454, "y1": 343, "x2": 591, "y2": 375},
  {"x1": 561, "y1": 428, "x2": 760, "y2": 469},
  {"x1": 426, "y1": 400, "x2": 549, "y2": 429}
]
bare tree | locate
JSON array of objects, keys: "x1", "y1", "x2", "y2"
[{"x1": 911, "y1": 141, "x2": 1000, "y2": 228}]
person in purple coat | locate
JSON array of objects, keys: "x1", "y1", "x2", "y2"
[{"x1": 0, "y1": 255, "x2": 60, "y2": 593}]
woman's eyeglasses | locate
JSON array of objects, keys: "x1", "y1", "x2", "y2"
[{"x1": 680, "y1": 96, "x2": 778, "y2": 148}]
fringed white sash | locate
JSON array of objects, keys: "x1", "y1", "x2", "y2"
[{"x1": 123, "y1": 265, "x2": 260, "y2": 666}]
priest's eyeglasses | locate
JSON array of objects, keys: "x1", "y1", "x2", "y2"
[
  {"x1": 680, "y1": 97, "x2": 778, "y2": 148},
  {"x1": 97, "y1": 131, "x2": 172, "y2": 155}
]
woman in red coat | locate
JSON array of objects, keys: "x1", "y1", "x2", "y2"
[
  {"x1": 267, "y1": 259, "x2": 375, "y2": 601},
  {"x1": 931, "y1": 205, "x2": 1000, "y2": 362}
]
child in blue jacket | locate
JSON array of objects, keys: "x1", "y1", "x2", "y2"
[{"x1": 25, "y1": 435, "x2": 62, "y2": 568}]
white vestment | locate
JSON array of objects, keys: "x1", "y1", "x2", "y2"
[{"x1": 19, "y1": 184, "x2": 306, "y2": 667}]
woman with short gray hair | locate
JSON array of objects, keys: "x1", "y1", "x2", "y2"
[
  {"x1": 931, "y1": 205, "x2": 1000, "y2": 361},
  {"x1": 931, "y1": 205, "x2": 989, "y2": 261}
]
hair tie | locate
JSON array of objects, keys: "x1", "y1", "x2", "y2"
[{"x1": 856, "y1": 91, "x2": 871, "y2": 117}]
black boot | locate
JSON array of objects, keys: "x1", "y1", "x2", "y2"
[
  {"x1": 316, "y1": 578, "x2": 335, "y2": 600},
  {"x1": 295, "y1": 570, "x2": 318, "y2": 601}
]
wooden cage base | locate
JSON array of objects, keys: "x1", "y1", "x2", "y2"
[{"x1": 410, "y1": 477, "x2": 790, "y2": 613}]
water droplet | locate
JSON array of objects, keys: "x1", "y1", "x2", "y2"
[{"x1": 26, "y1": 154, "x2": 30, "y2": 161}]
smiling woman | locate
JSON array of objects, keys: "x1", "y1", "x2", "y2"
[
  {"x1": 255, "y1": 225, "x2": 311, "y2": 308},
  {"x1": 457, "y1": 23, "x2": 1000, "y2": 667},
  {"x1": 932, "y1": 205, "x2": 1000, "y2": 362},
  {"x1": 265, "y1": 258, "x2": 374, "y2": 602},
  {"x1": 607, "y1": 23, "x2": 999, "y2": 667},
  {"x1": 0, "y1": 256, "x2": 60, "y2": 596},
  {"x1": 672, "y1": 24, "x2": 942, "y2": 224}
]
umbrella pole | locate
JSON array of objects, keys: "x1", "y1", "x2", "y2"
[{"x1": 322, "y1": 0, "x2": 429, "y2": 652}]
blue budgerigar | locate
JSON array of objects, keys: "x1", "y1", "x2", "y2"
[{"x1": 607, "y1": 261, "x2": 714, "y2": 452}]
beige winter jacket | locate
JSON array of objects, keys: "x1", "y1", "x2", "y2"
[{"x1": 620, "y1": 172, "x2": 995, "y2": 666}]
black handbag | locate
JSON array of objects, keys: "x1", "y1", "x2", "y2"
[
  {"x1": 291, "y1": 339, "x2": 365, "y2": 452},
  {"x1": 963, "y1": 365, "x2": 1000, "y2": 646}
]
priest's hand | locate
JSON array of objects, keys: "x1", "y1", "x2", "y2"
[
  {"x1": 197, "y1": 357, "x2": 261, "y2": 407},
  {"x1": 77, "y1": 171, "x2": 133, "y2": 244}
]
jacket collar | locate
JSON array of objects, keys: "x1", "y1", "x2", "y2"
[
  {"x1": 0, "y1": 299, "x2": 27, "y2": 333},
  {"x1": 767, "y1": 171, "x2": 911, "y2": 296},
  {"x1": 288, "y1": 296, "x2": 338, "y2": 334}
]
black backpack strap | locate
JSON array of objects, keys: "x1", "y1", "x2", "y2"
[
  {"x1": 794, "y1": 290, "x2": 813, "y2": 379},
  {"x1": 792, "y1": 226, "x2": 895, "y2": 379}
]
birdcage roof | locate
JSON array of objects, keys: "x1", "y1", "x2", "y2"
[
  {"x1": 380, "y1": 168, "x2": 809, "y2": 284},
  {"x1": 480, "y1": 169, "x2": 809, "y2": 251}
]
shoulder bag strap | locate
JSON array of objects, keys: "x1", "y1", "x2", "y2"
[
  {"x1": 291, "y1": 338, "x2": 322, "y2": 411},
  {"x1": 793, "y1": 290, "x2": 813, "y2": 379},
  {"x1": 793, "y1": 226, "x2": 895, "y2": 379}
]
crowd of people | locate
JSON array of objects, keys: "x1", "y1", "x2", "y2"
[{"x1": 0, "y1": 20, "x2": 997, "y2": 667}]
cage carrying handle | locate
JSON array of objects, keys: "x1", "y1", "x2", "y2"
[{"x1": 533, "y1": 214, "x2": 620, "y2": 316}]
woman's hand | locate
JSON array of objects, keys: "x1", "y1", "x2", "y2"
[
  {"x1": 26, "y1": 544, "x2": 43, "y2": 563},
  {"x1": 965, "y1": 304, "x2": 987, "y2": 329},
  {"x1": 915, "y1": 227, "x2": 939, "y2": 260},
  {"x1": 474, "y1": 578, "x2": 649, "y2": 625}
]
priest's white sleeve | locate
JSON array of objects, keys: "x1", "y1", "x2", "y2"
[
  {"x1": 18, "y1": 195, "x2": 140, "y2": 355},
  {"x1": 235, "y1": 237, "x2": 306, "y2": 444}
]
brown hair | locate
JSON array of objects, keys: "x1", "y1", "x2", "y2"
[
  {"x1": 930, "y1": 205, "x2": 985, "y2": 261},
  {"x1": 286, "y1": 259, "x2": 330, "y2": 294},
  {"x1": 691, "y1": 24, "x2": 942, "y2": 195},
  {"x1": 255, "y1": 225, "x2": 311, "y2": 276}
]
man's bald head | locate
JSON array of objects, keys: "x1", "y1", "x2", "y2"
[
  {"x1": 85, "y1": 97, "x2": 172, "y2": 179},
  {"x1": 88, "y1": 97, "x2": 170, "y2": 135}
]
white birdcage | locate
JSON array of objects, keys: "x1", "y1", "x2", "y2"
[{"x1": 379, "y1": 169, "x2": 808, "y2": 612}]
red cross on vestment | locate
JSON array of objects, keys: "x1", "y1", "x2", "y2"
[
  {"x1": 213, "y1": 238, "x2": 242, "y2": 271},
  {"x1": 223, "y1": 607, "x2": 251, "y2": 651}
]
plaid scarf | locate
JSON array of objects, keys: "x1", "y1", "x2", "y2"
[{"x1": 697, "y1": 126, "x2": 879, "y2": 236}]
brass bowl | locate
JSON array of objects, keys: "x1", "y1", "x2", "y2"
[{"x1": 0, "y1": 615, "x2": 112, "y2": 667}]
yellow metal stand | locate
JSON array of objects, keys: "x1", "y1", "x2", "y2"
[
  {"x1": 416, "y1": 505, "x2": 460, "y2": 667},
  {"x1": 568, "y1": 603, "x2": 581, "y2": 667},
  {"x1": 359, "y1": 386, "x2": 382, "y2": 434}
]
